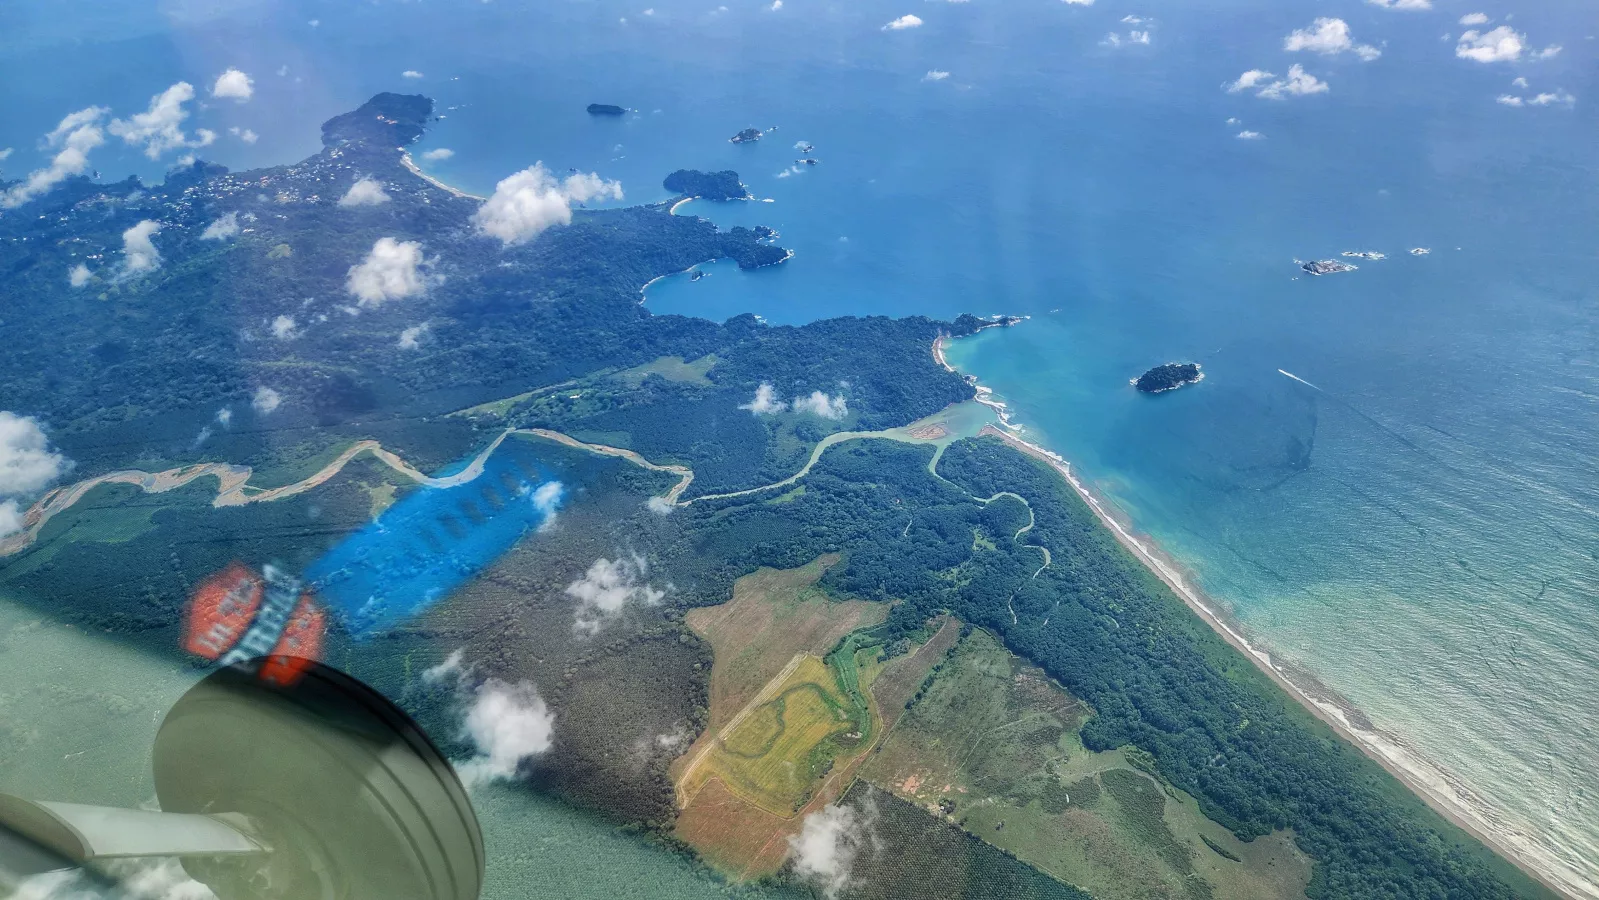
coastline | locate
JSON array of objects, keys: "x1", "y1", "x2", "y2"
[
  {"x1": 399, "y1": 151, "x2": 486, "y2": 201},
  {"x1": 939, "y1": 335, "x2": 1575, "y2": 900}
]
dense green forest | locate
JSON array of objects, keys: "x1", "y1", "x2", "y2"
[{"x1": 650, "y1": 438, "x2": 1550, "y2": 900}]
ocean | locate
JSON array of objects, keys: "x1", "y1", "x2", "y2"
[{"x1": 1, "y1": 0, "x2": 1595, "y2": 894}]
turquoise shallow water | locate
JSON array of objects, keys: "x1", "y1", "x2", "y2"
[{"x1": 2, "y1": 0, "x2": 1597, "y2": 893}]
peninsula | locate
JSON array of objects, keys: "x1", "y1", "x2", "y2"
[{"x1": 662, "y1": 169, "x2": 750, "y2": 201}]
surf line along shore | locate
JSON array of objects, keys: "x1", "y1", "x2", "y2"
[{"x1": 934, "y1": 351, "x2": 1574, "y2": 900}]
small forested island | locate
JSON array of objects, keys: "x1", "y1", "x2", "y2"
[
  {"x1": 1300, "y1": 258, "x2": 1357, "y2": 276},
  {"x1": 586, "y1": 103, "x2": 627, "y2": 116},
  {"x1": 1133, "y1": 362, "x2": 1203, "y2": 393},
  {"x1": 729, "y1": 127, "x2": 763, "y2": 144},
  {"x1": 663, "y1": 169, "x2": 750, "y2": 201}
]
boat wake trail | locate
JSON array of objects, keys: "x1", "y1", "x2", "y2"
[
  {"x1": 1279, "y1": 368, "x2": 1428, "y2": 455},
  {"x1": 1278, "y1": 369, "x2": 1321, "y2": 390}
]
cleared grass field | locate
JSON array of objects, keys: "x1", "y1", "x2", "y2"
[
  {"x1": 864, "y1": 628, "x2": 1312, "y2": 900},
  {"x1": 688, "y1": 655, "x2": 861, "y2": 815}
]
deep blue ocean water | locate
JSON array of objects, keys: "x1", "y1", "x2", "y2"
[{"x1": 2, "y1": 0, "x2": 1596, "y2": 893}]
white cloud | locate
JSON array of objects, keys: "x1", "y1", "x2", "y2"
[
  {"x1": 1121, "y1": 14, "x2": 1147, "y2": 23},
  {"x1": 423, "y1": 648, "x2": 467, "y2": 685},
  {"x1": 1496, "y1": 94, "x2": 1524, "y2": 105},
  {"x1": 1060, "y1": 0, "x2": 1094, "y2": 5},
  {"x1": 472, "y1": 163, "x2": 622, "y2": 246},
  {"x1": 346, "y1": 237, "x2": 434, "y2": 308},
  {"x1": 339, "y1": 176, "x2": 391, "y2": 207},
  {"x1": 770, "y1": 0, "x2": 782, "y2": 8},
  {"x1": 1129, "y1": 30, "x2": 1150, "y2": 44},
  {"x1": 739, "y1": 382, "x2": 787, "y2": 414},
  {"x1": 923, "y1": 69, "x2": 951, "y2": 81},
  {"x1": 1102, "y1": 33, "x2": 1122, "y2": 47},
  {"x1": 252, "y1": 386, "x2": 282, "y2": 414},
  {"x1": 229, "y1": 126, "x2": 259, "y2": 144},
  {"x1": 1536, "y1": 44, "x2": 1562, "y2": 59},
  {"x1": 1529, "y1": 90, "x2": 1575, "y2": 106},
  {"x1": 883, "y1": 14, "x2": 923, "y2": 30},
  {"x1": 68, "y1": 263, "x2": 92, "y2": 287},
  {"x1": 564, "y1": 555, "x2": 665, "y2": 636},
  {"x1": 1225, "y1": 116, "x2": 1241, "y2": 125},
  {"x1": 793, "y1": 391, "x2": 849, "y2": 419},
  {"x1": 1512, "y1": 76, "x2": 1529, "y2": 88},
  {"x1": 211, "y1": 68, "x2": 254, "y2": 101},
  {"x1": 120, "y1": 220, "x2": 163, "y2": 276},
  {"x1": 1367, "y1": 0, "x2": 1431, "y2": 8},
  {"x1": 402, "y1": 70, "x2": 425, "y2": 79},
  {"x1": 1457, "y1": 26, "x2": 1525, "y2": 62},
  {"x1": 271, "y1": 315, "x2": 298, "y2": 340},
  {"x1": 0, "y1": 412, "x2": 67, "y2": 496},
  {"x1": 530, "y1": 481, "x2": 563, "y2": 531},
  {"x1": 646, "y1": 496, "x2": 675, "y2": 515},
  {"x1": 0, "y1": 500, "x2": 22, "y2": 539},
  {"x1": 215, "y1": 407, "x2": 233, "y2": 428},
  {"x1": 422, "y1": 147, "x2": 455, "y2": 161},
  {"x1": 1225, "y1": 69, "x2": 1276, "y2": 93},
  {"x1": 0, "y1": 106, "x2": 108, "y2": 208},
  {"x1": 1459, "y1": 12, "x2": 1490, "y2": 25},
  {"x1": 110, "y1": 82, "x2": 210, "y2": 159},
  {"x1": 787, "y1": 803, "x2": 875, "y2": 899},
  {"x1": 1237, "y1": 130, "x2": 1266, "y2": 139},
  {"x1": 398, "y1": 322, "x2": 430, "y2": 349},
  {"x1": 1233, "y1": 65, "x2": 1329, "y2": 99},
  {"x1": 0, "y1": 148, "x2": 10, "y2": 163},
  {"x1": 455, "y1": 679, "x2": 555, "y2": 788},
  {"x1": 1284, "y1": 18, "x2": 1381, "y2": 60},
  {"x1": 200, "y1": 212, "x2": 240, "y2": 240}
]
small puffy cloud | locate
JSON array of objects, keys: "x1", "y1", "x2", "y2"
[
  {"x1": 793, "y1": 391, "x2": 849, "y2": 420},
  {"x1": 1060, "y1": 0, "x2": 1094, "y2": 5},
  {"x1": 423, "y1": 648, "x2": 467, "y2": 685},
  {"x1": 252, "y1": 386, "x2": 282, "y2": 414},
  {"x1": 1367, "y1": 0, "x2": 1430, "y2": 8},
  {"x1": 739, "y1": 382, "x2": 787, "y2": 415},
  {"x1": 456, "y1": 679, "x2": 555, "y2": 788},
  {"x1": 402, "y1": 70, "x2": 424, "y2": 79},
  {"x1": 422, "y1": 147, "x2": 454, "y2": 161},
  {"x1": 68, "y1": 263, "x2": 92, "y2": 287},
  {"x1": 1121, "y1": 14, "x2": 1147, "y2": 23},
  {"x1": 472, "y1": 163, "x2": 622, "y2": 246},
  {"x1": 271, "y1": 315, "x2": 298, "y2": 340},
  {"x1": 883, "y1": 14, "x2": 923, "y2": 30},
  {"x1": 923, "y1": 69, "x2": 951, "y2": 81},
  {"x1": 1496, "y1": 94, "x2": 1525, "y2": 106},
  {"x1": 530, "y1": 481, "x2": 563, "y2": 531},
  {"x1": 1237, "y1": 130, "x2": 1266, "y2": 139},
  {"x1": 1225, "y1": 69, "x2": 1275, "y2": 93},
  {"x1": 110, "y1": 82, "x2": 210, "y2": 159},
  {"x1": 1, "y1": 106, "x2": 108, "y2": 208},
  {"x1": 0, "y1": 148, "x2": 10, "y2": 161},
  {"x1": 1129, "y1": 30, "x2": 1151, "y2": 44},
  {"x1": 646, "y1": 496, "x2": 675, "y2": 515},
  {"x1": 1102, "y1": 33, "x2": 1122, "y2": 47},
  {"x1": 0, "y1": 412, "x2": 67, "y2": 496},
  {"x1": 1536, "y1": 45, "x2": 1562, "y2": 59},
  {"x1": 1231, "y1": 65, "x2": 1328, "y2": 99},
  {"x1": 1459, "y1": 12, "x2": 1490, "y2": 25},
  {"x1": 211, "y1": 68, "x2": 254, "y2": 101},
  {"x1": 787, "y1": 803, "x2": 876, "y2": 899},
  {"x1": 565, "y1": 555, "x2": 665, "y2": 636},
  {"x1": 770, "y1": 0, "x2": 782, "y2": 9},
  {"x1": 1529, "y1": 90, "x2": 1575, "y2": 106},
  {"x1": 215, "y1": 407, "x2": 233, "y2": 428},
  {"x1": 0, "y1": 500, "x2": 21, "y2": 538},
  {"x1": 200, "y1": 212, "x2": 240, "y2": 240},
  {"x1": 1284, "y1": 18, "x2": 1381, "y2": 60},
  {"x1": 120, "y1": 220, "x2": 163, "y2": 276},
  {"x1": 1225, "y1": 116, "x2": 1241, "y2": 125},
  {"x1": 339, "y1": 176, "x2": 391, "y2": 207},
  {"x1": 1457, "y1": 26, "x2": 1525, "y2": 62},
  {"x1": 1512, "y1": 76, "x2": 1529, "y2": 88},
  {"x1": 346, "y1": 237, "x2": 434, "y2": 308},
  {"x1": 398, "y1": 322, "x2": 430, "y2": 349},
  {"x1": 229, "y1": 126, "x2": 259, "y2": 144}
]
